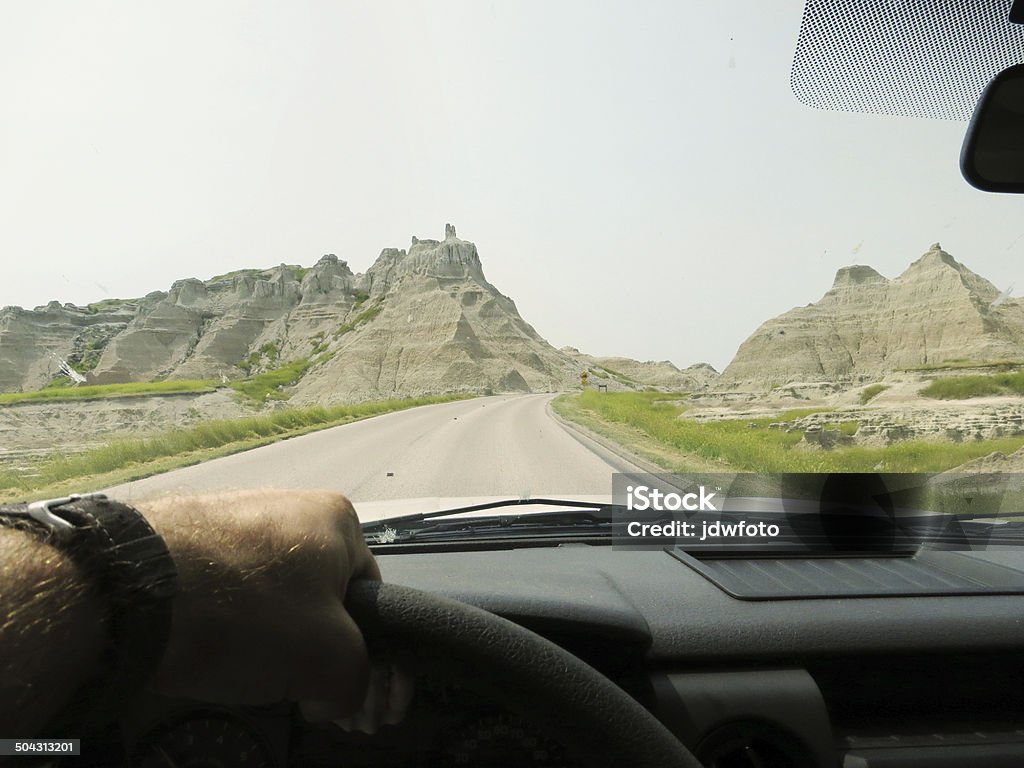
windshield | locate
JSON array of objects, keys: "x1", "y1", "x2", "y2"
[{"x1": 4, "y1": 1, "x2": 1024, "y2": 539}]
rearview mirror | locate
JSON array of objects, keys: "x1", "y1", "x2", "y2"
[{"x1": 961, "y1": 63, "x2": 1024, "y2": 193}]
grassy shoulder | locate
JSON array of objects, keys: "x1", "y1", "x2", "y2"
[
  {"x1": 0, "y1": 394, "x2": 471, "y2": 502},
  {"x1": 0, "y1": 379, "x2": 219, "y2": 406},
  {"x1": 554, "y1": 390, "x2": 1024, "y2": 473},
  {"x1": 552, "y1": 391, "x2": 730, "y2": 472}
]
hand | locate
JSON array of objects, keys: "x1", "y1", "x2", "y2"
[{"x1": 137, "y1": 489, "x2": 407, "y2": 727}]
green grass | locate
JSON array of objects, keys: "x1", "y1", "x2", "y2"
[
  {"x1": 0, "y1": 380, "x2": 219, "y2": 406},
  {"x1": 920, "y1": 372, "x2": 1024, "y2": 400},
  {"x1": 0, "y1": 394, "x2": 471, "y2": 501},
  {"x1": 309, "y1": 331, "x2": 329, "y2": 355},
  {"x1": 42, "y1": 378, "x2": 75, "y2": 390},
  {"x1": 259, "y1": 341, "x2": 280, "y2": 362},
  {"x1": 901, "y1": 359, "x2": 1024, "y2": 372},
  {"x1": 771, "y1": 407, "x2": 833, "y2": 420},
  {"x1": 70, "y1": 336, "x2": 108, "y2": 372},
  {"x1": 333, "y1": 302, "x2": 384, "y2": 339},
  {"x1": 229, "y1": 356, "x2": 324, "y2": 403},
  {"x1": 555, "y1": 391, "x2": 1024, "y2": 473},
  {"x1": 238, "y1": 341, "x2": 283, "y2": 375},
  {"x1": 836, "y1": 420, "x2": 860, "y2": 436},
  {"x1": 859, "y1": 384, "x2": 889, "y2": 404}
]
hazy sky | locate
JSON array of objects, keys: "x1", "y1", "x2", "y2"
[{"x1": 3, "y1": 1, "x2": 1023, "y2": 372}]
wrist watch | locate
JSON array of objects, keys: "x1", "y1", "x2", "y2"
[{"x1": 0, "y1": 493, "x2": 178, "y2": 731}]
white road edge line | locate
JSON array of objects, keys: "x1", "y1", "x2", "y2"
[{"x1": 544, "y1": 395, "x2": 661, "y2": 475}]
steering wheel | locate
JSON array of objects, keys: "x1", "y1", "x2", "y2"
[{"x1": 345, "y1": 580, "x2": 702, "y2": 768}]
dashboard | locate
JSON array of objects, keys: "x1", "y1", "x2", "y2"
[{"x1": 114, "y1": 544, "x2": 1024, "y2": 767}]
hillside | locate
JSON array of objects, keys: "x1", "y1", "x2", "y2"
[{"x1": 719, "y1": 244, "x2": 1024, "y2": 391}]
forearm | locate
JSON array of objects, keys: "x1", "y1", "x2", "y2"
[
  {"x1": 0, "y1": 489, "x2": 383, "y2": 738},
  {"x1": 137, "y1": 490, "x2": 380, "y2": 715},
  {"x1": 0, "y1": 494, "x2": 259, "y2": 736},
  {"x1": 134, "y1": 491, "x2": 371, "y2": 708},
  {"x1": 0, "y1": 528, "x2": 108, "y2": 737},
  {"x1": 132, "y1": 496, "x2": 285, "y2": 699}
]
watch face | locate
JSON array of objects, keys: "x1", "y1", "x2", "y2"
[{"x1": 129, "y1": 712, "x2": 277, "y2": 768}]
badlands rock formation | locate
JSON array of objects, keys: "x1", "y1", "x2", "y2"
[
  {"x1": 0, "y1": 300, "x2": 135, "y2": 393},
  {"x1": 1, "y1": 226, "x2": 707, "y2": 403},
  {"x1": 764, "y1": 405, "x2": 1024, "y2": 447},
  {"x1": 290, "y1": 227, "x2": 577, "y2": 403},
  {"x1": 562, "y1": 348, "x2": 719, "y2": 391},
  {"x1": 720, "y1": 244, "x2": 1024, "y2": 391}
]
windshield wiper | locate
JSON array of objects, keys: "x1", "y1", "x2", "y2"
[
  {"x1": 361, "y1": 498, "x2": 1024, "y2": 549},
  {"x1": 361, "y1": 498, "x2": 617, "y2": 544}
]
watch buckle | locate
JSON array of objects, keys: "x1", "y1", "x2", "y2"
[{"x1": 25, "y1": 493, "x2": 108, "y2": 529}]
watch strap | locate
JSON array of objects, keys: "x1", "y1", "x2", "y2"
[{"x1": 0, "y1": 494, "x2": 178, "y2": 731}]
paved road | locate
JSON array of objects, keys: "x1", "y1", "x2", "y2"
[{"x1": 105, "y1": 394, "x2": 642, "y2": 517}]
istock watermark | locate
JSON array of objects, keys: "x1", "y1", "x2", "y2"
[
  {"x1": 609, "y1": 472, "x2": 1024, "y2": 552},
  {"x1": 623, "y1": 518, "x2": 781, "y2": 541},
  {"x1": 613, "y1": 472, "x2": 784, "y2": 550},
  {"x1": 623, "y1": 483, "x2": 720, "y2": 512}
]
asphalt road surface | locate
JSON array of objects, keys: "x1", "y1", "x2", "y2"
[{"x1": 104, "y1": 394, "x2": 643, "y2": 518}]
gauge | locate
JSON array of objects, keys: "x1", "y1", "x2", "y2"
[{"x1": 129, "y1": 711, "x2": 277, "y2": 768}]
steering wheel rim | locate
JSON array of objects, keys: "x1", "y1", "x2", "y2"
[{"x1": 345, "y1": 580, "x2": 702, "y2": 768}]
